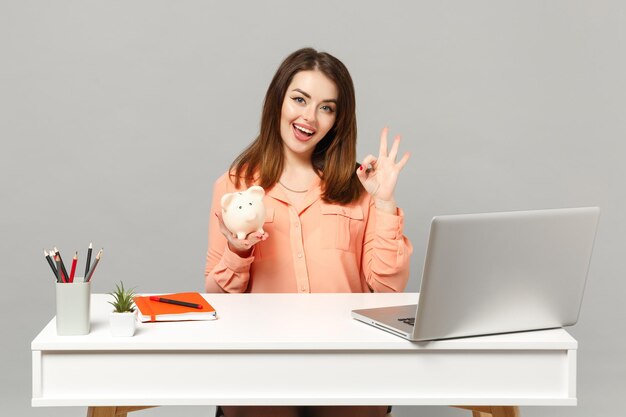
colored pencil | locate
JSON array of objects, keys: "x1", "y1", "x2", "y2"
[
  {"x1": 85, "y1": 249, "x2": 102, "y2": 282},
  {"x1": 55, "y1": 254, "x2": 63, "y2": 283},
  {"x1": 69, "y1": 251, "x2": 78, "y2": 283},
  {"x1": 84, "y1": 242, "x2": 93, "y2": 278},
  {"x1": 44, "y1": 250, "x2": 59, "y2": 282},
  {"x1": 54, "y1": 247, "x2": 69, "y2": 283}
]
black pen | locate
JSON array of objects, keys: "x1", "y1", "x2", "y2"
[
  {"x1": 44, "y1": 250, "x2": 59, "y2": 282},
  {"x1": 149, "y1": 296, "x2": 203, "y2": 309}
]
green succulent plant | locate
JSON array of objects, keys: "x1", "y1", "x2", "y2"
[{"x1": 108, "y1": 281, "x2": 136, "y2": 313}]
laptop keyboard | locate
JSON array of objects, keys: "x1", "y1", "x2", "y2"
[{"x1": 398, "y1": 317, "x2": 415, "y2": 326}]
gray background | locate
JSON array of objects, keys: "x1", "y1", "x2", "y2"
[{"x1": 1, "y1": 1, "x2": 624, "y2": 416}]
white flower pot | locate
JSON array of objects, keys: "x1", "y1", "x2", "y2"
[{"x1": 109, "y1": 311, "x2": 137, "y2": 337}]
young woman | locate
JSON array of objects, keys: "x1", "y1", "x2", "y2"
[{"x1": 205, "y1": 48, "x2": 412, "y2": 417}]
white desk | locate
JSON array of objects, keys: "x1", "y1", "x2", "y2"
[{"x1": 32, "y1": 293, "x2": 577, "y2": 417}]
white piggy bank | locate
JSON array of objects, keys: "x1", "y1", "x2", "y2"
[{"x1": 221, "y1": 186, "x2": 266, "y2": 240}]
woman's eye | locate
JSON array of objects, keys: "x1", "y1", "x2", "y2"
[
  {"x1": 292, "y1": 97, "x2": 305, "y2": 104},
  {"x1": 321, "y1": 105, "x2": 335, "y2": 113}
]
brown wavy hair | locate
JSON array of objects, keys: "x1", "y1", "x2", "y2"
[{"x1": 229, "y1": 47, "x2": 363, "y2": 204}]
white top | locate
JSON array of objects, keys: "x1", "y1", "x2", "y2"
[{"x1": 31, "y1": 293, "x2": 576, "y2": 351}]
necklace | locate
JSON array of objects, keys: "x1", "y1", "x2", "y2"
[{"x1": 279, "y1": 181, "x2": 308, "y2": 193}]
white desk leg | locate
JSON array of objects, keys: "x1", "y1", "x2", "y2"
[{"x1": 86, "y1": 406, "x2": 156, "y2": 417}]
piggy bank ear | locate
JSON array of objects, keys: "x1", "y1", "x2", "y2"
[
  {"x1": 221, "y1": 193, "x2": 235, "y2": 211},
  {"x1": 248, "y1": 186, "x2": 265, "y2": 199}
]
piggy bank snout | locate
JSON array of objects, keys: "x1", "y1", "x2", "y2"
[
  {"x1": 220, "y1": 186, "x2": 266, "y2": 239},
  {"x1": 243, "y1": 207, "x2": 261, "y2": 221}
]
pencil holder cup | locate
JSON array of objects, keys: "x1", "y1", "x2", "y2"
[{"x1": 55, "y1": 281, "x2": 91, "y2": 335}]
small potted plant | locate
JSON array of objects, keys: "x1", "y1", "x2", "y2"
[{"x1": 108, "y1": 281, "x2": 137, "y2": 337}]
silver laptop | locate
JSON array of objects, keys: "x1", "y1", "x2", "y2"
[{"x1": 352, "y1": 207, "x2": 600, "y2": 341}]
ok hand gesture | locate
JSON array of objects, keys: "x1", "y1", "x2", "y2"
[{"x1": 356, "y1": 127, "x2": 410, "y2": 213}]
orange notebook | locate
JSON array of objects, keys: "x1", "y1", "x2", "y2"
[{"x1": 134, "y1": 292, "x2": 217, "y2": 322}]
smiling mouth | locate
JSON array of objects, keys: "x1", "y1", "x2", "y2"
[{"x1": 293, "y1": 123, "x2": 316, "y2": 141}]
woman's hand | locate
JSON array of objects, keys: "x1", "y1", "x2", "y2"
[
  {"x1": 356, "y1": 127, "x2": 410, "y2": 213},
  {"x1": 215, "y1": 212, "x2": 269, "y2": 258}
]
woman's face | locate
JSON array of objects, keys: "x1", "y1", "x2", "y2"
[{"x1": 280, "y1": 70, "x2": 338, "y2": 161}]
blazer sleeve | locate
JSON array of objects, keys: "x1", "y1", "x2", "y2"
[
  {"x1": 361, "y1": 200, "x2": 413, "y2": 293},
  {"x1": 204, "y1": 174, "x2": 255, "y2": 293}
]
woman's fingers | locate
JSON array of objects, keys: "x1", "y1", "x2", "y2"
[
  {"x1": 397, "y1": 151, "x2": 410, "y2": 171},
  {"x1": 379, "y1": 127, "x2": 389, "y2": 158},
  {"x1": 359, "y1": 154, "x2": 377, "y2": 172},
  {"x1": 247, "y1": 231, "x2": 269, "y2": 246},
  {"x1": 377, "y1": 127, "x2": 402, "y2": 164},
  {"x1": 388, "y1": 135, "x2": 401, "y2": 161}
]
